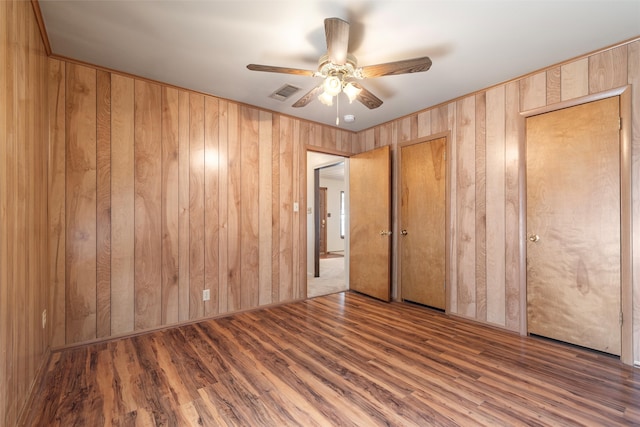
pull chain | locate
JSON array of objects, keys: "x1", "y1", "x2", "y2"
[{"x1": 336, "y1": 93, "x2": 340, "y2": 126}]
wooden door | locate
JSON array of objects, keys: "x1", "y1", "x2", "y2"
[
  {"x1": 349, "y1": 146, "x2": 391, "y2": 301},
  {"x1": 526, "y1": 96, "x2": 620, "y2": 355},
  {"x1": 400, "y1": 138, "x2": 446, "y2": 309},
  {"x1": 319, "y1": 187, "x2": 327, "y2": 257}
]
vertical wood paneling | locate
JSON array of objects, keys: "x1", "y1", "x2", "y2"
[
  {"x1": 561, "y1": 58, "x2": 588, "y2": 101},
  {"x1": 48, "y1": 58, "x2": 66, "y2": 348},
  {"x1": 2, "y1": 4, "x2": 17, "y2": 422},
  {"x1": 26, "y1": 9, "x2": 39, "y2": 383},
  {"x1": 628, "y1": 40, "x2": 640, "y2": 363},
  {"x1": 504, "y1": 81, "x2": 522, "y2": 332},
  {"x1": 110, "y1": 74, "x2": 135, "y2": 335},
  {"x1": 589, "y1": 45, "x2": 628, "y2": 94},
  {"x1": 456, "y1": 96, "x2": 476, "y2": 318},
  {"x1": 306, "y1": 122, "x2": 318, "y2": 147},
  {"x1": 96, "y1": 70, "x2": 111, "y2": 338},
  {"x1": 134, "y1": 80, "x2": 163, "y2": 330},
  {"x1": 0, "y1": 4, "x2": 9, "y2": 421},
  {"x1": 65, "y1": 63, "x2": 97, "y2": 343},
  {"x1": 360, "y1": 128, "x2": 375, "y2": 152},
  {"x1": 417, "y1": 110, "x2": 431, "y2": 138},
  {"x1": 217, "y1": 100, "x2": 229, "y2": 314},
  {"x1": 227, "y1": 102, "x2": 241, "y2": 311},
  {"x1": 240, "y1": 106, "x2": 260, "y2": 309},
  {"x1": 485, "y1": 86, "x2": 506, "y2": 326},
  {"x1": 161, "y1": 87, "x2": 180, "y2": 324},
  {"x1": 293, "y1": 119, "x2": 303, "y2": 299},
  {"x1": 204, "y1": 96, "x2": 220, "y2": 316},
  {"x1": 2, "y1": 2, "x2": 50, "y2": 423},
  {"x1": 446, "y1": 104, "x2": 457, "y2": 312},
  {"x1": 337, "y1": 129, "x2": 351, "y2": 153},
  {"x1": 189, "y1": 94, "x2": 205, "y2": 319},
  {"x1": 546, "y1": 66, "x2": 561, "y2": 105},
  {"x1": 37, "y1": 18, "x2": 49, "y2": 358},
  {"x1": 298, "y1": 121, "x2": 308, "y2": 299},
  {"x1": 520, "y1": 71, "x2": 546, "y2": 111},
  {"x1": 279, "y1": 116, "x2": 294, "y2": 301},
  {"x1": 15, "y1": 9, "x2": 27, "y2": 406},
  {"x1": 397, "y1": 116, "x2": 414, "y2": 143},
  {"x1": 431, "y1": 104, "x2": 450, "y2": 134},
  {"x1": 378, "y1": 123, "x2": 393, "y2": 147},
  {"x1": 321, "y1": 125, "x2": 337, "y2": 151},
  {"x1": 259, "y1": 111, "x2": 273, "y2": 306},
  {"x1": 353, "y1": 129, "x2": 363, "y2": 153},
  {"x1": 178, "y1": 91, "x2": 190, "y2": 321},
  {"x1": 271, "y1": 116, "x2": 281, "y2": 303},
  {"x1": 475, "y1": 92, "x2": 487, "y2": 321}
]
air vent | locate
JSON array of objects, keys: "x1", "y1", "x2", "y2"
[{"x1": 269, "y1": 84, "x2": 300, "y2": 101}]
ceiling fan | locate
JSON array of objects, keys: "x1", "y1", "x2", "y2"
[{"x1": 247, "y1": 17, "x2": 432, "y2": 110}]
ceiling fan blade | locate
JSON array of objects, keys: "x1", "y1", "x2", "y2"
[
  {"x1": 324, "y1": 17, "x2": 350, "y2": 65},
  {"x1": 247, "y1": 64, "x2": 315, "y2": 76},
  {"x1": 359, "y1": 56, "x2": 432, "y2": 78},
  {"x1": 292, "y1": 84, "x2": 324, "y2": 108},
  {"x1": 352, "y1": 83, "x2": 383, "y2": 109}
]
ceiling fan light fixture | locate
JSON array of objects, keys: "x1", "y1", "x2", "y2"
[
  {"x1": 343, "y1": 82, "x2": 361, "y2": 103},
  {"x1": 318, "y1": 91, "x2": 334, "y2": 106},
  {"x1": 323, "y1": 75, "x2": 342, "y2": 96}
]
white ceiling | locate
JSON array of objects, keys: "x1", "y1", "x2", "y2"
[{"x1": 38, "y1": 1, "x2": 639, "y2": 131}]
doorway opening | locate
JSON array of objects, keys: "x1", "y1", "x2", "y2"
[{"x1": 306, "y1": 151, "x2": 349, "y2": 298}]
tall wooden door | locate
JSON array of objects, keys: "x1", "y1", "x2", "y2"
[
  {"x1": 319, "y1": 187, "x2": 327, "y2": 256},
  {"x1": 400, "y1": 138, "x2": 446, "y2": 309},
  {"x1": 350, "y1": 146, "x2": 391, "y2": 301},
  {"x1": 526, "y1": 96, "x2": 621, "y2": 355}
]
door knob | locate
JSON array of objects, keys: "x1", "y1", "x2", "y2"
[
  {"x1": 528, "y1": 234, "x2": 540, "y2": 242},
  {"x1": 401, "y1": 229, "x2": 408, "y2": 236},
  {"x1": 379, "y1": 230, "x2": 392, "y2": 236}
]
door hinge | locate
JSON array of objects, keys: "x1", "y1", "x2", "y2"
[
  {"x1": 620, "y1": 312, "x2": 623, "y2": 325},
  {"x1": 619, "y1": 117, "x2": 622, "y2": 130}
]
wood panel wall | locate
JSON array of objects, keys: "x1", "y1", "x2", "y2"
[
  {"x1": 0, "y1": 1, "x2": 50, "y2": 426},
  {"x1": 355, "y1": 39, "x2": 640, "y2": 359},
  {"x1": 48, "y1": 60, "x2": 356, "y2": 348}
]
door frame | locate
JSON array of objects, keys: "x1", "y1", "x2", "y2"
[
  {"x1": 520, "y1": 86, "x2": 632, "y2": 364},
  {"x1": 318, "y1": 186, "x2": 328, "y2": 257},
  {"x1": 396, "y1": 132, "x2": 452, "y2": 311},
  {"x1": 305, "y1": 146, "x2": 351, "y2": 296}
]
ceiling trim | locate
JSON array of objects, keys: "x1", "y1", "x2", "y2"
[{"x1": 30, "y1": 0, "x2": 51, "y2": 55}]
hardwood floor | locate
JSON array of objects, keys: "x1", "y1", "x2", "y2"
[{"x1": 23, "y1": 292, "x2": 640, "y2": 426}]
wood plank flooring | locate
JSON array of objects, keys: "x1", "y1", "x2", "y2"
[{"x1": 23, "y1": 292, "x2": 640, "y2": 426}]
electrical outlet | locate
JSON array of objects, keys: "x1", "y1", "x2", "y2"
[
  {"x1": 203, "y1": 289, "x2": 210, "y2": 301},
  {"x1": 42, "y1": 309, "x2": 47, "y2": 329}
]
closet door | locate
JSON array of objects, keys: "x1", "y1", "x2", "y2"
[
  {"x1": 400, "y1": 137, "x2": 446, "y2": 309},
  {"x1": 526, "y1": 96, "x2": 620, "y2": 355}
]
